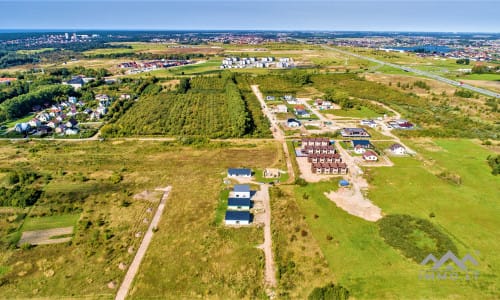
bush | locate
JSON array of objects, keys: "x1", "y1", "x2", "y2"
[
  {"x1": 378, "y1": 214, "x2": 457, "y2": 263},
  {"x1": 487, "y1": 154, "x2": 500, "y2": 175},
  {"x1": 308, "y1": 283, "x2": 349, "y2": 300}
]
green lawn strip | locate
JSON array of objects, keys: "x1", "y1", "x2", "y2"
[
  {"x1": 21, "y1": 214, "x2": 80, "y2": 231},
  {"x1": 214, "y1": 189, "x2": 229, "y2": 225}
]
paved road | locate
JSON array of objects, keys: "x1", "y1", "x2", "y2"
[
  {"x1": 323, "y1": 45, "x2": 500, "y2": 99},
  {"x1": 115, "y1": 186, "x2": 171, "y2": 300}
]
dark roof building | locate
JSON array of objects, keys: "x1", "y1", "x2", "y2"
[
  {"x1": 228, "y1": 168, "x2": 252, "y2": 177},
  {"x1": 228, "y1": 197, "x2": 251, "y2": 207},
  {"x1": 352, "y1": 140, "x2": 372, "y2": 148},
  {"x1": 225, "y1": 211, "x2": 251, "y2": 223}
]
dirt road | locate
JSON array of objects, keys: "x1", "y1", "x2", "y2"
[
  {"x1": 254, "y1": 184, "x2": 277, "y2": 290},
  {"x1": 115, "y1": 186, "x2": 171, "y2": 300},
  {"x1": 251, "y1": 85, "x2": 295, "y2": 183}
]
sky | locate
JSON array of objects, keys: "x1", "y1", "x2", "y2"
[{"x1": 0, "y1": 0, "x2": 499, "y2": 33}]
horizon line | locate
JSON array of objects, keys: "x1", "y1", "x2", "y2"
[{"x1": 1, "y1": 28, "x2": 499, "y2": 34}]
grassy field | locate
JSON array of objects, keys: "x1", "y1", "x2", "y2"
[
  {"x1": 293, "y1": 138, "x2": 500, "y2": 299},
  {"x1": 21, "y1": 214, "x2": 80, "y2": 231},
  {"x1": 457, "y1": 73, "x2": 500, "y2": 81},
  {"x1": 323, "y1": 106, "x2": 383, "y2": 118},
  {"x1": 0, "y1": 139, "x2": 280, "y2": 299}
]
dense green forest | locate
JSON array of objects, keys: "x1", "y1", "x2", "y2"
[{"x1": 0, "y1": 85, "x2": 75, "y2": 122}]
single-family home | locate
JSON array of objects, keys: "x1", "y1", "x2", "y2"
[
  {"x1": 63, "y1": 77, "x2": 85, "y2": 90},
  {"x1": 28, "y1": 118, "x2": 41, "y2": 128},
  {"x1": 287, "y1": 118, "x2": 301, "y2": 128},
  {"x1": 227, "y1": 198, "x2": 251, "y2": 211},
  {"x1": 228, "y1": 168, "x2": 252, "y2": 178},
  {"x1": 65, "y1": 118, "x2": 78, "y2": 128},
  {"x1": 354, "y1": 145, "x2": 367, "y2": 154},
  {"x1": 225, "y1": 211, "x2": 251, "y2": 225},
  {"x1": 276, "y1": 104, "x2": 288, "y2": 113},
  {"x1": 68, "y1": 96, "x2": 78, "y2": 104},
  {"x1": 363, "y1": 151, "x2": 378, "y2": 161},
  {"x1": 340, "y1": 128, "x2": 371, "y2": 138},
  {"x1": 37, "y1": 112, "x2": 51, "y2": 122},
  {"x1": 65, "y1": 128, "x2": 79, "y2": 135},
  {"x1": 14, "y1": 123, "x2": 30, "y2": 133},
  {"x1": 266, "y1": 96, "x2": 276, "y2": 101},
  {"x1": 390, "y1": 143, "x2": 406, "y2": 155},
  {"x1": 360, "y1": 119, "x2": 377, "y2": 128},
  {"x1": 351, "y1": 140, "x2": 372, "y2": 149},
  {"x1": 233, "y1": 185, "x2": 251, "y2": 198}
]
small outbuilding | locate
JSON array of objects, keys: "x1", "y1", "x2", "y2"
[{"x1": 225, "y1": 211, "x2": 252, "y2": 225}]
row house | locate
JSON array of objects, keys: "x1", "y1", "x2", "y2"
[
  {"x1": 307, "y1": 153, "x2": 342, "y2": 164},
  {"x1": 301, "y1": 137, "x2": 330, "y2": 147},
  {"x1": 311, "y1": 163, "x2": 348, "y2": 175},
  {"x1": 302, "y1": 145, "x2": 336, "y2": 155}
]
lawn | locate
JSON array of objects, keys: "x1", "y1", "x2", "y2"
[
  {"x1": 293, "y1": 138, "x2": 499, "y2": 299},
  {"x1": 323, "y1": 106, "x2": 383, "y2": 118},
  {"x1": 21, "y1": 214, "x2": 80, "y2": 231},
  {"x1": 457, "y1": 73, "x2": 500, "y2": 81}
]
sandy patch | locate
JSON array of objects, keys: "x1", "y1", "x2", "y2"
[
  {"x1": 19, "y1": 227, "x2": 73, "y2": 246},
  {"x1": 461, "y1": 80, "x2": 500, "y2": 93},
  {"x1": 133, "y1": 190, "x2": 162, "y2": 202},
  {"x1": 324, "y1": 184, "x2": 382, "y2": 222}
]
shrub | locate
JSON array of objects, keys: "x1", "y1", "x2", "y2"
[
  {"x1": 308, "y1": 282, "x2": 349, "y2": 300},
  {"x1": 378, "y1": 214, "x2": 457, "y2": 263}
]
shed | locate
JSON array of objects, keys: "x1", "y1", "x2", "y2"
[
  {"x1": 225, "y1": 211, "x2": 251, "y2": 225},
  {"x1": 227, "y1": 198, "x2": 251, "y2": 211},
  {"x1": 233, "y1": 184, "x2": 251, "y2": 198}
]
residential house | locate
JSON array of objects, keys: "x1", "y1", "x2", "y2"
[
  {"x1": 314, "y1": 99, "x2": 333, "y2": 110},
  {"x1": 276, "y1": 104, "x2": 288, "y2": 113},
  {"x1": 14, "y1": 123, "x2": 30, "y2": 133},
  {"x1": 224, "y1": 211, "x2": 251, "y2": 225},
  {"x1": 233, "y1": 185, "x2": 251, "y2": 198},
  {"x1": 65, "y1": 118, "x2": 78, "y2": 128},
  {"x1": 340, "y1": 128, "x2": 371, "y2": 138},
  {"x1": 266, "y1": 96, "x2": 276, "y2": 101},
  {"x1": 363, "y1": 151, "x2": 378, "y2": 161},
  {"x1": 63, "y1": 77, "x2": 85, "y2": 90},
  {"x1": 228, "y1": 168, "x2": 252, "y2": 178},
  {"x1": 287, "y1": 118, "x2": 301, "y2": 128},
  {"x1": 390, "y1": 143, "x2": 406, "y2": 155},
  {"x1": 354, "y1": 145, "x2": 367, "y2": 154},
  {"x1": 28, "y1": 118, "x2": 41, "y2": 128},
  {"x1": 227, "y1": 198, "x2": 251, "y2": 211},
  {"x1": 68, "y1": 96, "x2": 78, "y2": 104},
  {"x1": 65, "y1": 128, "x2": 79, "y2": 135},
  {"x1": 351, "y1": 140, "x2": 372, "y2": 149},
  {"x1": 302, "y1": 137, "x2": 330, "y2": 147},
  {"x1": 360, "y1": 119, "x2": 377, "y2": 128}
]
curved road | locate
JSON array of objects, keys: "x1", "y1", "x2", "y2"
[{"x1": 323, "y1": 45, "x2": 500, "y2": 99}]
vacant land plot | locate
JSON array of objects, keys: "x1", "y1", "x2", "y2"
[
  {"x1": 0, "y1": 140, "x2": 280, "y2": 299},
  {"x1": 294, "y1": 139, "x2": 499, "y2": 299}
]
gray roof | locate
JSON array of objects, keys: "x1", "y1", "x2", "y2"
[
  {"x1": 233, "y1": 184, "x2": 250, "y2": 193},
  {"x1": 225, "y1": 211, "x2": 251, "y2": 221}
]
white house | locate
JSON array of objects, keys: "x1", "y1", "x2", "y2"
[
  {"x1": 287, "y1": 118, "x2": 301, "y2": 128},
  {"x1": 14, "y1": 123, "x2": 30, "y2": 133},
  {"x1": 354, "y1": 145, "x2": 367, "y2": 154},
  {"x1": 233, "y1": 185, "x2": 251, "y2": 198},
  {"x1": 276, "y1": 104, "x2": 288, "y2": 113},
  {"x1": 227, "y1": 198, "x2": 251, "y2": 211},
  {"x1": 28, "y1": 118, "x2": 41, "y2": 128},
  {"x1": 228, "y1": 168, "x2": 252, "y2": 178},
  {"x1": 363, "y1": 150, "x2": 378, "y2": 161},
  {"x1": 225, "y1": 211, "x2": 251, "y2": 225},
  {"x1": 390, "y1": 143, "x2": 406, "y2": 155}
]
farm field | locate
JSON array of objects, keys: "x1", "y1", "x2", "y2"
[
  {"x1": 293, "y1": 138, "x2": 500, "y2": 299},
  {"x1": 0, "y1": 139, "x2": 281, "y2": 299}
]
